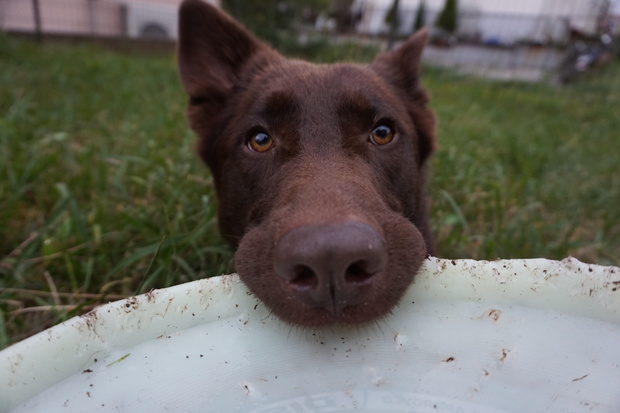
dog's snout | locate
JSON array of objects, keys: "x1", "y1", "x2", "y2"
[{"x1": 273, "y1": 222, "x2": 387, "y2": 317}]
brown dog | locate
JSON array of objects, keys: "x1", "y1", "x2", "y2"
[{"x1": 177, "y1": 0, "x2": 436, "y2": 327}]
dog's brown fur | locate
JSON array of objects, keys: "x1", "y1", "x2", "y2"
[{"x1": 178, "y1": 0, "x2": 436, "y2": 327}]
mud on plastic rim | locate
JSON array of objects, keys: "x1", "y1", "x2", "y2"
[{"x1": 1, "y1": 257, "x2": 619, "y2": 412}]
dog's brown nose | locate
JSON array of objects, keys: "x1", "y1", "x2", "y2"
[{"x1": 273, "y1": 222, "x2": 387, "y2": 317}]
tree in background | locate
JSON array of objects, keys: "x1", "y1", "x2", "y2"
[
  {"x1": 330, "y1": 0, "x2": 355, "y2": 33},
  {"x1": 413, "y1": 0, "x2": 426, "y2": 31},
  {"x1": 223, "y1": 0, "x2": 330, "y2": 46},
  {"x1": 385, "y1": 0, "x2": 400, "y2": 49},
  {"x1": 435, "y1": 0, "x2": 457, "y2": 33},
  {"x1": 385, "y1": 0, "x2": 400, "y2": 29}
]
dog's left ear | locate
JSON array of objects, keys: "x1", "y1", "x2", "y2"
[{"x1": 372, "y1": 29, "x2": 436, "y2": 164}]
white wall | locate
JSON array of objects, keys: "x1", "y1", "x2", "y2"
[
  {"x1": 353, "y1": 0, "x2": 608, "y2": 44},
  {"x1": 0, "y1": 0, "x2": 220, "y2": 38}
]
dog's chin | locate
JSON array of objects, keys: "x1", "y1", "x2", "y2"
[
  {"x1": 233, "y1": 216, "x2": 428, "y2": 327},
  {"x1": 264, "y1": 299, "x2": 394, "y2": 328}
]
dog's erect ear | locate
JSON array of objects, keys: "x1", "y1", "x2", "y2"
[
  {"x1": 371, "y1": 28, "x2": 428, "y2": 103},
  {"x1": 177, "y1": 0, "x2": 275, "y2": 117},
  {"x1": 371, "y1": 28, "x2": 436, "y2": 164}
]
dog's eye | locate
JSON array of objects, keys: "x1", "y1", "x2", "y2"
[
  {"x1": 248, "y1": 132, "x2": 274, "y2": 152},
  {"x1": 369, "y1": 125, "x2": 394, "y2": 146}
]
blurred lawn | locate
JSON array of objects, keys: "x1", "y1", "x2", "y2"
[{"x1": 0, "y1": 34, "x2": 619, "y2": 349}]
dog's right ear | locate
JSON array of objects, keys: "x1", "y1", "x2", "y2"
[{"x1": 177, "y1": 0, "x2": 275, "y2": 122}]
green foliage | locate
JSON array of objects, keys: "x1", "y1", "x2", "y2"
[
  {"x1": 221, "y1": 0, "x2": 330, "y2": 47},
  {"x1": 385, "y1": 0, "x2": 400, "y2": 28},
  {"x1": 1, "y1": 35, "x2": 619, "y2": 348},
  {"x1": 279, "y1": 34, "x2": 380, "y2": 63},
  {"x1": 435, "y1": 0, "x2": 458, "y2": 33},
  {"x1": 329, "y1": 0, "x2": 355, "y2": 33},
  {"x1": 425, "y1": 65, "x2": 620, "y2": 263},
  {"x1": 385, "y1": 0, "x2": 401, "y2": 48},
  {"x1": 0, "y1": 38, "x2": 232, "y2": 346},
  {"x1": 414, "y1": 0, "x2": 426, "y2": 31}
]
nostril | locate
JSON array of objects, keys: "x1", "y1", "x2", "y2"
[
  {"x1": 345, "y1": 260, "x2": 375, "y2": 284},
  {"x1": 290, "y1": 265, "x2": 317, "y2": 289},
  {"x1": 273, "y1": 221, "x2": 387, "y2": 314}
]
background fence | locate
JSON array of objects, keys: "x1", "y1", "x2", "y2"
[{"x1": 1, "y1": 0, "x2": 619, "y2": 82}]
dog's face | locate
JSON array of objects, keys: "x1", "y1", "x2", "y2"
[{"x1": 178, "y1": 0, "x2": 436, "y2": 327}]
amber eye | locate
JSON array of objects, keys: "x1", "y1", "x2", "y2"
[
  {"x1": 248, "y1": 132, "x2": 274, "y2": 152},
  {"x1": 369, "y1": 125, "x2": 395, "y2": 145}
]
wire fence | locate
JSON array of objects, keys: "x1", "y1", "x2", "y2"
[
  {"x1": 0, "y1": 0, "x2": 188, "y2": 40},
  {"x1": 1, "y1": 0, "x2": 619, "y2": 83}
]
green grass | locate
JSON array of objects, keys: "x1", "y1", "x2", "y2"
[
  {"x1": 428, "y1": 66, "x2": 620, "y2": 263},
  {"x1": 1, "y1": 35, "x2": 619, "y2": 349}
]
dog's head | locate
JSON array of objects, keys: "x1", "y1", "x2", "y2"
[{"x1": 178, "y1": 0, "x2": 436, "y2": 327}]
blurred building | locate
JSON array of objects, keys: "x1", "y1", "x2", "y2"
[
  {"x1": 352, "y1": 0, "x2": 612, "y2": 45},
  {"x1": 0, "y1": 0, "x2": 220, "y2": 40}
]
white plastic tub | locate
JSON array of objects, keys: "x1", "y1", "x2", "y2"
[{"x1": 1, "y1": 257, "x2": 619, "y2": 412}]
